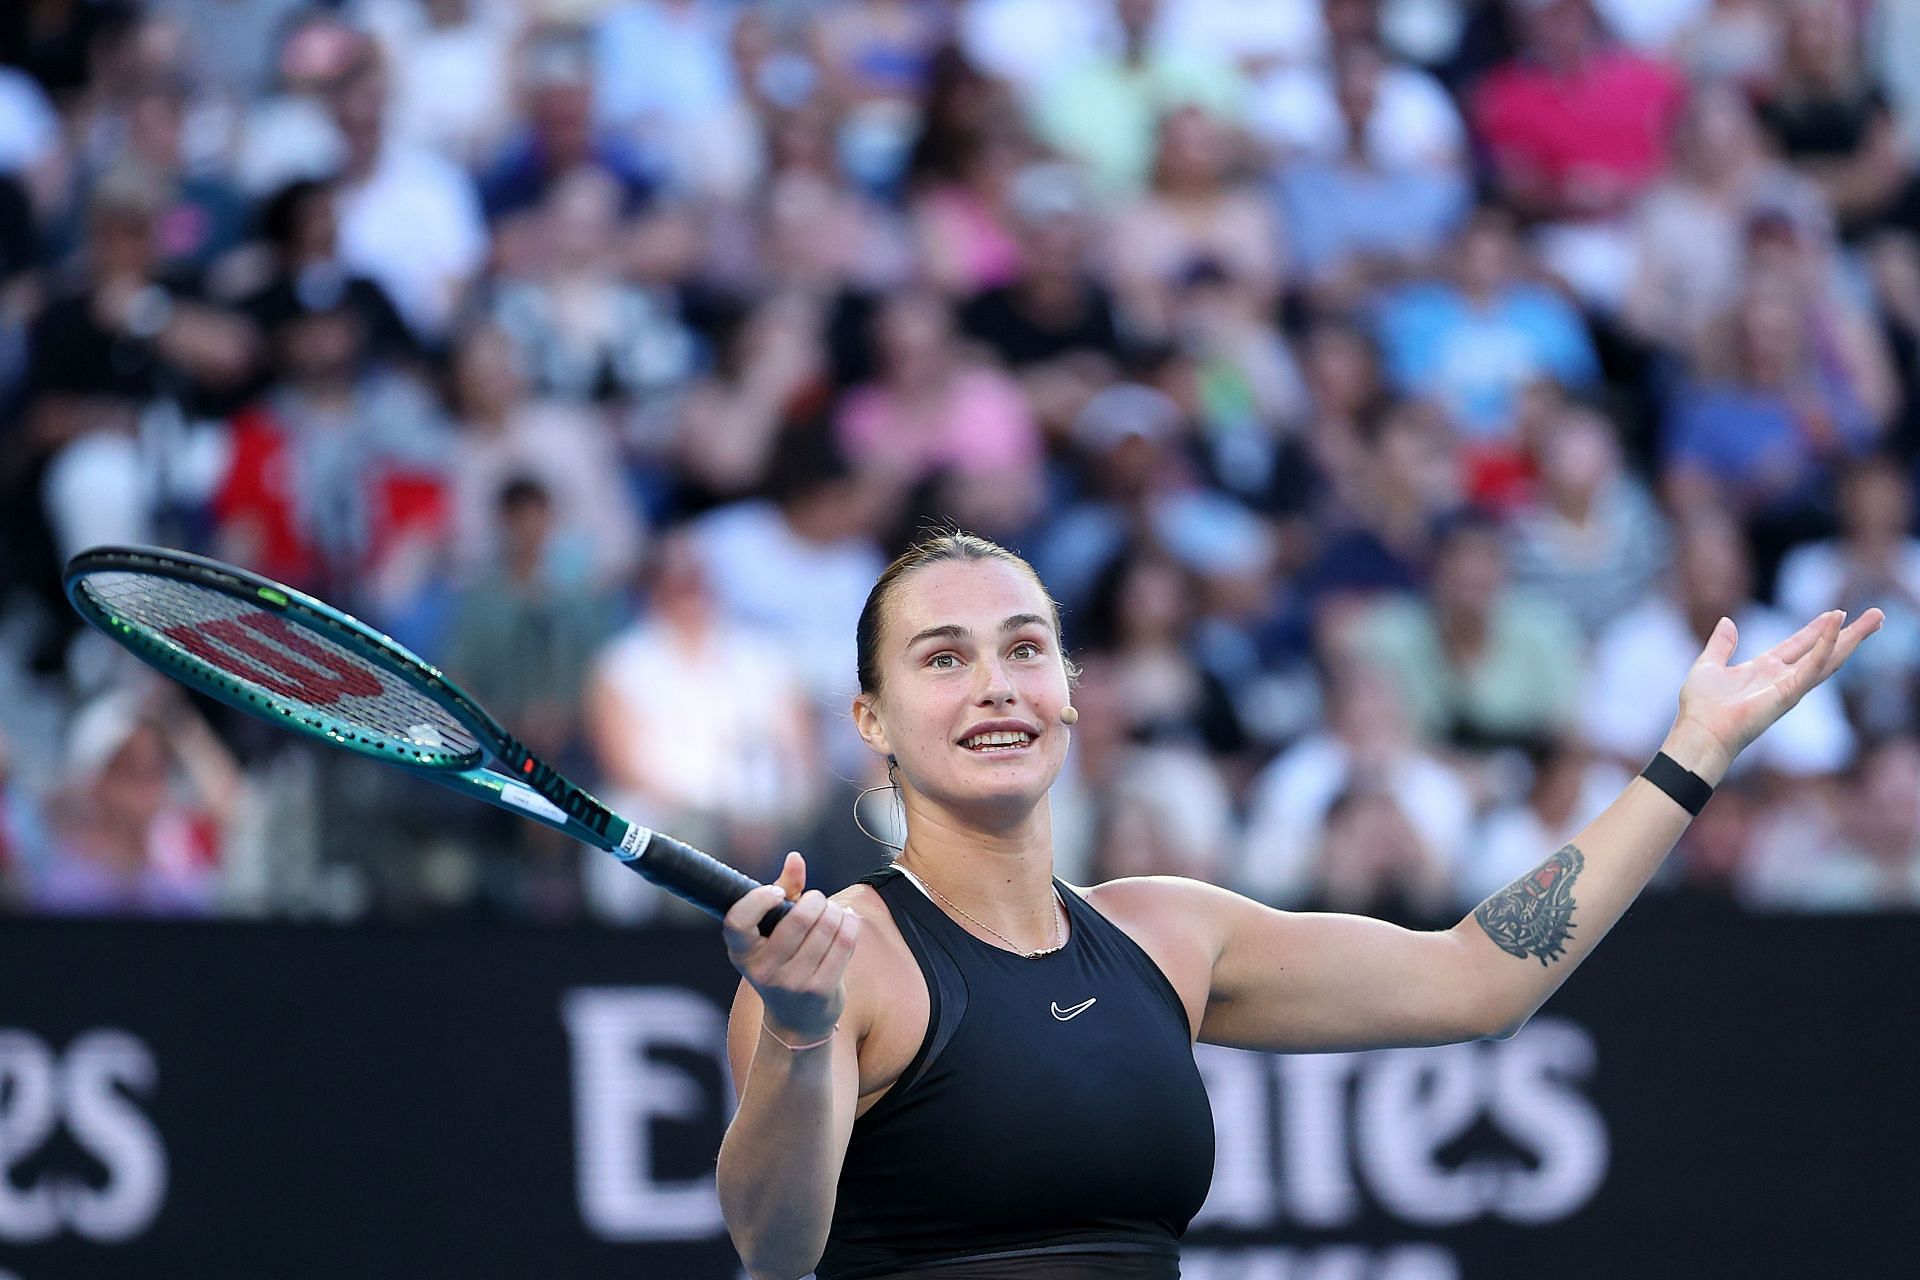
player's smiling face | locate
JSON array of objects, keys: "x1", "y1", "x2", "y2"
[{"x1": 857, "y1": 558, "x2": 1073, "y2": 818}]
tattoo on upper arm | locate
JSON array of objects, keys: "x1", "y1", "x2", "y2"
[{"x1": 1474, "y1": 844, "x2": 1584, "y2": 966}]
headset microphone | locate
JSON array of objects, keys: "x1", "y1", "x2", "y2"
[{"x1": 1060, "y1": 705, "x2": 1079, "y2": 726}]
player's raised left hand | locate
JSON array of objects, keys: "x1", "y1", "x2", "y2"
[{"x1": 1667, "y1": 608, "x2": 1885, "y2": 779}]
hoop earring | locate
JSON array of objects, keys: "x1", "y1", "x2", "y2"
[{"x1": 853, "y1": 760, "x2": 904, "y2": 851}]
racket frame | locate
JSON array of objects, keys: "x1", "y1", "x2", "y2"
[{"x1": 64, "y1": 545, "x2": 789, "y2": 931}]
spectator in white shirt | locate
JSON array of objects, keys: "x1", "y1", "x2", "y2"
[
  {"x1": 354, "y1": 0, "x2": 523, "y2": 166},
  {"x1": 690, "y1": 433, "x2": 890, "y2": 720},
  {"x1": 1741, "y1": 736, "x2": 1920, "y2": 911},
  {"x1": 1774, "y1": 452, "x2": 1920, "y2": 736},
  {"x1": 958, "y1": 0, "x2": 1121, "y2": 97},
  {"x1": 963, "y1": 0, "x2": 1322, "y2": 93},
  {"x1": 326, "y1": 39, "x2": 488, "y2": 340},
  {"x1": 1459, "y1": 736, "x2": 1631, "y2": 908},
  {"x1": 582, "y1": 531, "x2": 822, "y2": 923},
  {"x1": 1305, "y1": 776, "x2": 1455, "y2": 922},
  {"x1": 1584, "y1": 508, "x2": 1856, "y2": 776},
  {"x1": 1155, "y1": 0, "x2": 1326, "y2": 76},
  {"x1": 1240, "y1": 655, "x2": 1474, "y2": 907},
  {"x1": 1248, "y1": 0, "x2": 1464, "y2": 172},
  {"x1": 1087, "y1": 744, "x2": 1238, "y2": 888}
]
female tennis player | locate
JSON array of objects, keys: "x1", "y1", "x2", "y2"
[{"x1": 716, "y1": 531, "x2": 1881, "y2": 1280}]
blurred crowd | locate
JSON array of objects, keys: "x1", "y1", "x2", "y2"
[{"x1": 5, "y1": 0, "x2": 1920, "y2": 925}]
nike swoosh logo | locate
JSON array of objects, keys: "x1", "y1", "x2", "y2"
[{"x1": 1051, "y1": 998, "x2": 1097, "y2": 1021}]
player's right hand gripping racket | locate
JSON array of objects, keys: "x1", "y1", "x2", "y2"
[{"x1": 64, "y1": 545, "x2": 793, "y2": 934}]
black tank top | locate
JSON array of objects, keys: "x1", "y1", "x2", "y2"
[{"x1": 814, "y1": 865, "x2": 1216, "y2": 1279}]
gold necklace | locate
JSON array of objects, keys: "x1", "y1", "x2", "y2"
[{"x1": 896, "y1": 863, "x2": 1066, "y2": 958}]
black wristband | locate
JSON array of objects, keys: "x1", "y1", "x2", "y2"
[{"x1": 1640, "y1": 751, "x2": 1714, "y2": 816}]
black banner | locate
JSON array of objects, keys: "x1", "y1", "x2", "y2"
[{"x1": 2, "y1": 905, "x2": 1916, "y2": 1280}]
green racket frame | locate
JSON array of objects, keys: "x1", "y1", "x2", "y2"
[{"x1": 64, "y1": 545, "x2": 789, "y2": 933}]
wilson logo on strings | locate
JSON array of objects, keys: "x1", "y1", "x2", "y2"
[{"x1": 164, "y1": 612, "x2": 385, "y2": 705}]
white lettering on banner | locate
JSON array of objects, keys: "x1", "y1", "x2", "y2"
[
  {"x1": 1487, "y1": 1021, "x2": 1608, "y2": 1223},
  {"x1": 59, "y1": 1030, "x2": 169, "y2": 1241},
  {"x1": 1181, "y1": 1244, "x2": 1459, "y2": 1280},
  {"x1": 1360, "y1": 1045, "x2": 1490, "y2": 1224},
  {"x1": 1275, "y1": 1053, "x2": 1364, "y2": 1228},
  {"x1": 1193, "y1": 1019, "x2": 1607, "y2": 1231},
  {"x1": 562, "y1": 987, "x2": 735, "y2": 1241},
  {"x1": 1193, "y1": 1047, "x2": 1274, "y2": 1225},
  {"x1": 0, "y1": 1029, "x2": 167, "y2": 1245},
  {"x1": 558, "y1": 989, "x2": 1605, "y2": 1247},
  {"x1": 0, "y1": 1031, "x2": 60, "y2": 1243}
]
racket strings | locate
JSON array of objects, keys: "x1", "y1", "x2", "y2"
[{"x1": 78, "y1": 570, "x2": 480, "y2": 763}]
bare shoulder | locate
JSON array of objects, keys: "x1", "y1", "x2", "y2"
[
  {"x1": 1084, "y1": 874, "x2": 1238, "y2": 946},
  {"x1": 833, "y1": 880, "x2": 889, "y2": 920}
]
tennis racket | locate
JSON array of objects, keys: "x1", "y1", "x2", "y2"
[{"x1": 64, "y1": 545, "x2": 793, "y2": 935}]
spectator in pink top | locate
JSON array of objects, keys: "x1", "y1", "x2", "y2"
[
  {"x1": 910, "y1": 127, "x2": 1027, "y2": 295},
  {"x1": 1473, "y1": 0, "x2": 1684, "y2": 219},
  {"x1": 1471, "y1": 0, "x2": 1684, "y2": 309},
  {"x1": 835, "y1": 288, "x2": 1042, "y2": 488},
  {"x1": 906, "y1": 49, "x2": 1030, "y2": 295}
]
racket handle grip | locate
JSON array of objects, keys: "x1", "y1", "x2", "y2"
[{"x1": 635, "y1": 831, "x2": 794, "y2": 937}]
